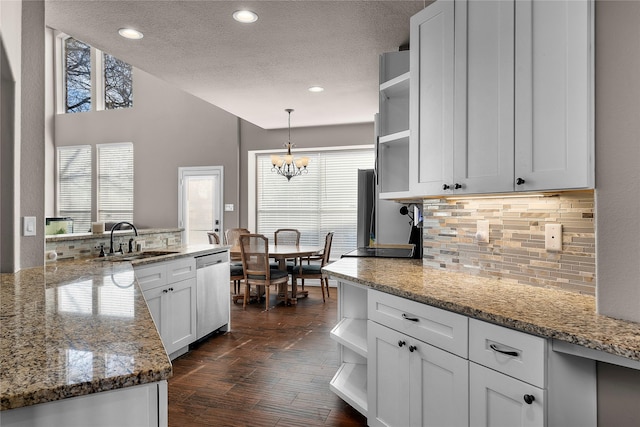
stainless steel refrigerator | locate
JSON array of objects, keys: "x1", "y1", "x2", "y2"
[{"x1": 357, "y1": 168, "x2": 414, "y2": 247}]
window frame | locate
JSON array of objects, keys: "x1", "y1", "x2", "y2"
[{"x1": 55, "y1": 32, "x2": 132, "y2": 115}]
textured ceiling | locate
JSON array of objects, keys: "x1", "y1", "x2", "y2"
[{"x1": 45, "y1": 0, "x2": 425, "y2": 129}]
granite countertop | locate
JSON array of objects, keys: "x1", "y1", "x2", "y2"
[
  {"x1": 0, "y1": 244, "x2": 228, "y2": 411},
  {"x1": 323, "y1": 257, "x2": 640, "y2": 362},
  {"x1": 45, "y1": 227, "x2": 182, "y2": 243}
]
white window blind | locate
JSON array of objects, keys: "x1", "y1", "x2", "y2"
[
  {"x1": 57, "y1": 145, "x2": 92, "y2": 233},
  {"x1": 97, "y1": 143, "x2": 134, "y2": 223},
  {"x1": 256, "y1": 149, "x2": 374, "y2": 258}
]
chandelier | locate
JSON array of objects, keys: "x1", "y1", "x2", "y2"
[{"x1": 271, "y1": 109, "x2": 309, "y2": 181}]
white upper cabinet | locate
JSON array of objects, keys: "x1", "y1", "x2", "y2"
[
  {"x1": 409, "y1": 0, "x2": 455, "y2": 196},
  {"x1": 514, "y1": 0, "x2": 593, "y2": 191},
  {"x1": 453, "y1": 0, "x2": 515, "y2": 194},
  {"x1": 410, "y1": 0, "x2": 593, "y2": 197}
]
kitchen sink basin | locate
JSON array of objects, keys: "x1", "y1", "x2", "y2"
[{"x1": 92, "y1": 250, "x2": 179, "y2": 262}]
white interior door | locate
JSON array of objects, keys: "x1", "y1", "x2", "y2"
[{"x1": 178, "y1": 166, "x2": 223, "y2": 245}]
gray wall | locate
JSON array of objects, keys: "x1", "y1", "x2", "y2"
[
  {"x1": 594, "y1": 1, "x2": 640, "y2": 425},
  {"x1": 55, "y1": 68, "x2": 241, "y2": 231},
  {"x1": 0, "y1": 0, "x2": 46, "y2": 272},
  {"x1": 595, "y1": 0, "x2": 640, "y2": 324}
]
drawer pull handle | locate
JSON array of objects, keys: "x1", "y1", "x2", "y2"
[
  {"x1": 490, "y1": 344, "x2": 519, "y2": 357},
  {"x1": 523, "y1": 394, "x2": 535, "y2": 405},
  {"x1": 402, "y1": 313, "x2": 419, "y2": 322},
  {"x1": 398, "y1": 340, "x2": 406, "y2": 347},
  {"x1": 409, "y1": 345, "x2": 417, "y2": 352}
]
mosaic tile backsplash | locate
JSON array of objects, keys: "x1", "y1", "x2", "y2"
[
  {"x1": 45, "y1": 229, "x2": 183, "y2": 261},
  {"x1": 422, "y1": 192, "x2": 595, "y2": 295}
]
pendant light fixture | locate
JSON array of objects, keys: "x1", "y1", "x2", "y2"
[{"x1": 271, "y1": 109, "x2": 309, "y2": 181}]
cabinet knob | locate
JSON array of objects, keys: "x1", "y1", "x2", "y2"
[
  {"x1": 442, "y1": 184, "x2": 450, "y2": 190},
  {"x1": 454, "y1": 183, "x2": 462, "y2": 189},
  {"x1": 409, "y1": 345, "x2": 417, "y2": 352},
  {"x1": 398, "y1": 340, "x2": 406, "y2": 347},
  {"x1": 516, "y1": 177, "x2": 526, "y2": 185},
  {"x1": 169, "y1": 287, "x2": 174, "y2": 292},
  {"x1": 523, "y1": 394, "x2": 535, "y2": 405},
  {"x1": 162, "y1": 289, "x2": 168, "y2": 293}
]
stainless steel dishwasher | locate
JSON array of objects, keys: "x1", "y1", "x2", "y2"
[{"x1": 195, "y1": 251, "x2": 230, "y2": 340}]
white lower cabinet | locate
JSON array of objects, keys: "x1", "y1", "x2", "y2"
[
  {"x1": 368, "y1": 320, "x2": 469, "y2": 427},
  {"x1": 1, "y1": 381, "x2": 168, "y2": 427},
  {"x1": 469, "y1": 363, "x2": 544, "y2": 427},
  {"x1": 136, "y1": 258, "x2": 197, "y2": 359},
  {"x1": 329, "y1": 280, "x2": 597, "y2": 427},
  {"x1": 329, "y1": 280, "x2": 368, "y2": 416}
]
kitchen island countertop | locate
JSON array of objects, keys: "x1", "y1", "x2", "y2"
[
  {"x1": 0, "y1": 244, "x2": 228, "y2": 411},
  {"x1": 323, "y1": 257, "x2": 640, "y2": 363}
]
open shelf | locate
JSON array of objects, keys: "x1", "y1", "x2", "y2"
[
  {"x1": 330, "y1": 318, "x2": 367, "y2": 358},
  {"x1": 380, "y1": 71, "x2": 410, "y2": 96},
  {"x1": 329, "y1": 362, "x2": 368, "y2": 417},
  {"x1": 379, "y1": 129, "x2": 410, "y2": 145}
]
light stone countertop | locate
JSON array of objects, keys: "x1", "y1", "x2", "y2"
[
  {"x1": 0, "y1": 244, "x2": 228, "y2": 411},
  {"x1": 323, "y1": 257, "x2": 640, "y2": 362}
]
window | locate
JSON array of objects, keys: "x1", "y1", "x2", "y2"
[
  {"x1": 59, "y1": 34, "x2": 133, "y2": 114},
  {"x1": 97, "y1": 143, "x2": 134, "y2": 223},
  {"x1": 255, "y1": 148, "x2": 374, "y2": 258},
  {"x1": 104, "y1": 53, "x2": 133, "y2": 109},
  {"x1": 56, "y1": 143, "x2": 134, "y2": 232},
  {"x1": 64, "y1": 38, "x2": 91, "y2": 113},
  {"x1": 57, "y1": 145, "x2": 92, "y2": 233}
]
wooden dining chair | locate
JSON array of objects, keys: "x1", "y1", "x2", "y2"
[
  {"x1": 207, "y1": 232, "x2": 220, "y2": 244},
  {"x1": 273, "y1": 228, "x2": 301, "y2": 271},
  {"x1": 225, "y1": 228, "x2": 250, "y2": 301},
  {"x1": 239, "y1": 234, "x2": 290, "y2": 310},
  {"x1": 292, "y1": 231, "x2": 334, "y2": 302}
]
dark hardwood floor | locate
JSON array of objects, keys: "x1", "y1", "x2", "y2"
[{"x1": 168, "y1": 285, "x2": 368, "y2": 426}]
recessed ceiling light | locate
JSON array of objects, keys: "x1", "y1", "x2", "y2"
[
  {"x1": 233, "y1": 10, "x2": 258, "y2": 23},
  {"x1": 308, "y1": 86, "x2": 325, "y2": 93},
  {"x1": 118, "y1": 28, "x2": 143, "y2": 40}
]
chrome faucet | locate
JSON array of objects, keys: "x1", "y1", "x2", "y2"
[{"x1": 110, "y1": 221, "x2": 138, "y2": 254}]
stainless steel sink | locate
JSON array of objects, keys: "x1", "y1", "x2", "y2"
[{"x1": 92, "y1": 250, "x2": 179, "y2": 262}]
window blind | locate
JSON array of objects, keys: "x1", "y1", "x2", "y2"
[
  {"x1": 97, "y1": 143, "x2": 134, "y2": 223},
  {"x1": 256, "y1": 149, "x2": 374, "y2": 258},
  {"x1": 57, "y1": 145, "x2": 92, "y2": 233}
]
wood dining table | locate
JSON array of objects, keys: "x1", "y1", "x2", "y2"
[{"x1": 229, "y1": 243, "x2": 323, "y2": 304}]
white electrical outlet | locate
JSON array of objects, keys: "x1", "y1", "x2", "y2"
[
  {"x1": 476, "y1": 220, "x2": 489, "y2": 243},
  {"x1": 225, "y1": 204, "x2": 234, "y2": 212},
  {"x1": 167, "y1": 237, "x2": 176, "y2": 247},
  {"x1": 545, "y1": 223, "x2": 562, "y2": 251},
  {"x1": 23, "y1": 216, "x2": 36, "y2": 236}
]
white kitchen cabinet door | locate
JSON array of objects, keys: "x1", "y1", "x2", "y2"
[
  {"x1": 469, "y1": 363, "x2": 545, "y2": 427},
  {"x1": 368, "y1": 321, "x2": 468, "y2": 427},
  {"x1": 410, "y1": 0, "x2": 455, "y2": 196},
  {"x1": 368, "y1": 321, "x2": 411, "y2": 427},
  {"x1": 453, "y1": 0, "x2": 514, "y2": 194},
  {"x1": 409, "y1": 337, "x2": 469, "y2": 427},
  {"x1": 164, "y1": 277, "x2": 197, "y2": 355},
  {"x1": 143, "y1": 286, "x2": 165, "y2": 338},
  {"x1": 514, "y1": 0, "x2": 593, "y2": 192}
]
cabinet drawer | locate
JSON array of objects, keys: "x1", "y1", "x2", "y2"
[
  {"x1": 368, "y1": 289, "x2": 468, "y2": 358},
  {"x1": 166, "y1": 257, "x2": 196, "y2": 282},
  {"x1": 135, "y1": 264, "x2": 167, "y2": 292},
  {"x1": 469, "y1": 319, "x2": 546, "y2": 388}
]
